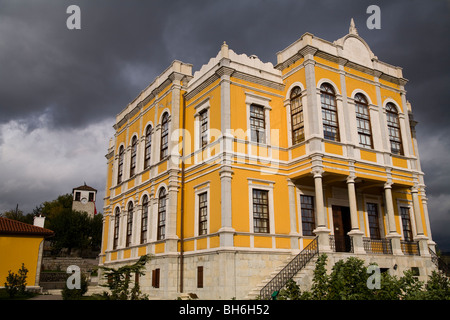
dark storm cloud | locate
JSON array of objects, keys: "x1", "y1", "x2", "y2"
[{"x1": 0, "y1": 0, "x2": 449, "y2": 249}]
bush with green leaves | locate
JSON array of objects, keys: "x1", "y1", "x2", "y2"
[
  {"x1": 4, "y1": 263, "x2": 28, "y2": 299},
  {"x1": 99, "y1": 254, "x2": 151, "y2": 300},
  {"x1": 276, "y1": 254, "x2": 449, "y2": 300}
]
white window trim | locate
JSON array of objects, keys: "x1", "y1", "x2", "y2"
[
  {"x1": 194, "y1": 181, "x2": 210, "y2": 238},
  {"x1": 396, "y1": 199, "x2": 416, "y2": 240},
  {"x1": 296, "y1": 188, "x2": 316, "y2": 238},
  {"x1": 248, "y1": 179, "x2": 275, "y2": 241},
  {"x1": 193, "y1": 98, "x2": 211, "y2": 163},
  {"x1": 363, "y1": 196, "x2": 386, "y2": 239},
  {"x1": 245, "y1": 92, "x2": 272, "y2": 146}
]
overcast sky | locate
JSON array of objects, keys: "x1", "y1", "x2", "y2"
[{"x1": 0, "y1": 0, "x2": 449, "y2": 250}]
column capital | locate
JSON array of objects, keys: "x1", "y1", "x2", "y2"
[
  {"x1": 346, "y1": 173, "x2": 356, "y2": 184},
  {"x1": 312, "y1": 167, "x2": 324, "y2": 178},
  {"x1": 384, "y1": 181, "x2": 393, "y2": 189}
]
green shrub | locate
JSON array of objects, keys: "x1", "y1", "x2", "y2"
[{"x1": 4, "y1": 264, "x2": 28, "y2": 299}]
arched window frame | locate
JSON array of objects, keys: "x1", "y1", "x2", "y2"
[
  {"x1": 141, "y1": 195, "x2": 149, "y2": 244},
  {"x1": 320, "y1": 83, "x2": 340, "y2": 142},
  {"x1": 290, "y1": 86, "x2": 304, "y2": 145},
  {"x1": 117, "y1": 145, "x2": 125, "y2": 184},
  {"x1": 130, "y1": 136, "x2": 138, "y2": 177},
  {"x1": 113, "y1": 207, "x2": 120, "y2": 250},
  {"x1": 144, "y1": 125, "x2": 152, "y2": 169},
  {"x1": 160, "y1": 113, "x2": 169, "y2": 160},
  {"x1": 354, "y1": 93, "x2": 373, "y2": 149},
  {"x1": 386, "y1": 103, "x2": 404, "y2": 155},
  {"x1": 157, "y1": 188, "x2": 167, "y2": 240},
  {"x1": 126, "y1": 201, "x2": 133, "y2": 247}
]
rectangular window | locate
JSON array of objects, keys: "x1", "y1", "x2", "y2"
[
  {"x1": 113, "y1": 212, "x2": 120, "y2": 250},
  {"x1": 320, "y1": 88, "x2": 340, "y2": 142},
  {"x1": 75, "y1": 192, "x2": 81, "y2": 201},
  {"x1": 199, "y1": 110, "x2": 208, "y2": 149},
  {"x1": 367, "y1": 203, "x2": 381, "y2": 239},
  {"x1": 198, "y1": 192, "x2": 208, "y2": 236},
  {"x1": 250, "y1": 104, "x2": 266, "y2": 144},
  {"x1": 300, "y1": 195, "x2": 315, "y2": 236},
  {"x1": 126, "y1": 211, "x2": 133, "y2": 248},
  {"x1": 88, "y1": 192, "x2": 94, "y2": 202},
  {"x1": 152, "y1": 268, "x2": 160, "y2": 288},
  {"x1": 355, "y1": 104, "x2": 373, "y2": 148},
  {"x1": 157, "y1": 194, "x2": 166, "y2": 240},
  {"x1": 253, "y1": 189, "x2": 269, "y2": 233},
  {"x1": 400, "y1": 207, "x2": 413, "y2": 241},
  {"x1": 197, "y1": 266, "x2": 204, "y2": 288}
]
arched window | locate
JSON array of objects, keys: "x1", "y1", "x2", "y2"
[
  {"x1": 157, "y1": 188, "x2": 167, "y2": 240},
  {"x1": 113, "y1": 207, "x2": 120, "y2": 250},
  {"x1": 144, "y1": 126, "x2": 152, "y2": 169},
  {"x1": 354, "y1": 93, "x2": 373, "y2": 148},
  {"x1": 386, "y1": 103, "x2": 403, "y2": 155},
  {"x1": 141, "y1": 195, "x2": 149, "y2": 244},
  {"x1": 160, "y1": 113, "x2": 169, "y2": 160},
  {"x1": 290, "y1": 86, "x2": 304, "y2": 144},
  {"x1": 320, "y1": 83, "x2": 340, "y2": 142},
  {"x1": 130, "y1": 136, "x2": 137, "y2": 177},
  {"x1": 126, "y1": 201, "x2": 133, "y2": 247},
  {"x1": 117, "y1": 145, "x2": 124, "y2": 184}
]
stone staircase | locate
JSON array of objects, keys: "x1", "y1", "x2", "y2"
[{"x1": 246, "y1": 256, "x2": 317, "y2": 300}]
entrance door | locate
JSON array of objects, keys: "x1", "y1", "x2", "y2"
[{"x1": 332, "y1": 206, "x2": 352, "y2": 252}]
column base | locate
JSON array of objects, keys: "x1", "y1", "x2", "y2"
[
  {"x1": 313, "y1": 227, "x2": 331, "y2": 253},
  {"x1": 415, "y1": 235, "x2": 430, "y2": 257},
  {"x1": 348, "y1": 229, "x2": 365, "y2": 254},
  {"x1": 386, "y1": 233, "x2": 403, "y2": 255}
]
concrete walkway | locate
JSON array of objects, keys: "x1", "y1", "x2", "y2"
[
  {"x1": 29, "y1": 294, "x2": 63, "y2": 300},
  {"x1": 28, "y1": 289, "x2": 63, "y2": 300}
]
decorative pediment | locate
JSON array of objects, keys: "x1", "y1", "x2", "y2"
[{"x1": 334, "y1": 19, "x2": 378, "y2": 69}]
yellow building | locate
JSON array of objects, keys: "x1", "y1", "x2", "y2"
[
  {"x1": 0, "y1": 217, "x2": 54, "y2": 290},
  {"x1": 100, "y1": 21, "x2": 438, "y2": 299}
]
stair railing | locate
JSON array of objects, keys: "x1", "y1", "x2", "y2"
[
  {"x1": 259, "y1": 236, "x2": 319, "y2": 300},
  {"x1": 429, "y1": 249, "x2": 450, "y2": 277}
]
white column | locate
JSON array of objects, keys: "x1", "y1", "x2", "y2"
[
  {"x1": 312, "y1": 167, "x2": 331, "y2": 252},
  {"x1": 346, "y1": 174, "x2": 365, "y2": 253},
  {"x1": 287, "y1": 179, "x2": 300, "y2": 250},
  {"x1": 384, "y1": 182, "x2": 403, "y2": 255},
  {"x1": 218, "y1": 48, "x2": 235, "y2": 247},
  {"x1": 165, "y1": 177, "x2": 180, "y2": 252},
  {"x1": 411, "y1": 186, "x2": 430, "y2": 256}
]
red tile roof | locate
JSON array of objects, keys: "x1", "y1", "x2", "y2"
[
  {"x1": 73, "y1": 183, "x2": 97, "y2": 192},
  {"x1": 0, "y1": 217, "x2": 54, "y2": 237}
]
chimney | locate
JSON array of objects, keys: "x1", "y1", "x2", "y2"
[{"x1": 33, "y1": 215, "x2": 46, "y2": 228}]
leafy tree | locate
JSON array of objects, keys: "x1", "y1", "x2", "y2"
[
  {"x1": 310, "y1": 253, "x2": 330, "y2": 300},
  {"x1": 399, "y1": 269, "x2": 425, "y2": 300},
  {"x1": 274, "y1": 254, "x2": 450, "y2": 300},
  {"x1": 41, "y1": 194, "x2": 102, "y2": 255},
  {"x1": 99, "y1": 254, "x2": 151, "y2": 300},
  {"x1": 424, "y1": 271, "x2": 450, "y2": 300},
  {"x1": 372, "y1": 272, "x2": 402, "y2": 300},
  {"x1": 4, "y1": 264, "x2": 28, "y2": 298},
  {"x1": 327, "y1": 256, "x2": 372, "y2": 300},
  {"x1": 1, "y1": 208, "x2": 34, "y2": 225}
]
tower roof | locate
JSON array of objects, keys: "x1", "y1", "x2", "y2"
[{"x1": 73, "y1": 183, "x2": 97, "y2": 193}]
